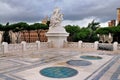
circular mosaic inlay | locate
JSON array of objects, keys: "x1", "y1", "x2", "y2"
[
  {"x1": 80, "y1": 55, "x2": 102, "y2": 60},
  {"x1": 40, "y1": 66, "x2": 78, "y2": 78},
  {"x1": 67, "y1": 60, "x2": 92, "y2": 66}
]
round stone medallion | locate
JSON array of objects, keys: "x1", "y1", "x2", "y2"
[
  {"x1": 40, "y1": 66, "x2": 78, "y2": 78},
  {"x1": 80, "y1": 55, "x2": 102, "y2": 60},
  {"x1": 67, "y1": 60, "x2": 92, "y2": 66}
]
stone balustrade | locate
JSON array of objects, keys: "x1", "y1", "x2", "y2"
[
  {"x1": 26, "y1": 43, "x2": 38, "y2": 51},
  {"x1": 81, "y1": 43, "x2": 94, "y2": 48},
  {"x1": 0, "y1": 44, "x2": 4, "y2": 55},
  {"x1": 0, "y1": 41, "x2": 120, "y2": 55},
  {"x1": 64, "y1": 41, "x2": 98, "y2": 49},
  {"x1": 40, "y1": 42, "x2": 51, "y2": 48},
  {"x1": 117, "y1": 44, "x2": 120, "y2": 50},
  {"x1": 64, "y1": 41, "x2": 119, "y2": 51},
  {"x1": 0, "y1": 41, "x2": 50, "y2": 54},
  {"x1": 8, "y1": 44, "x2": 23, "y2": 52},
  {"x1": 66, "y1": 42, "x2": 78, "y2": 48}
]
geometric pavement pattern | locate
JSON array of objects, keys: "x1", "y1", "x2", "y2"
[{"x1": 0, "y1": 49, "x2": 120, "y2": 80}]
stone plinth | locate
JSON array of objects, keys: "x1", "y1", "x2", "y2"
[{"x1": 46, "y1": 27, "x2": 69, "y2": 48}]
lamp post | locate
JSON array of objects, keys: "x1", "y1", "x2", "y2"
[
  {"x1": 109, "y1": 33, "x2": 112, "y2": 38},
  {"x1": 97, "y1": 34, "x2": 99, "y2": 37},
  {"x1": 103, "y1": 35, "x2": 105, "y2": 43},
  {"x1": 108, "y1": 33, "x2": 112, "y2": 43},
  {"x1": 97, "y1": 34, "x2": 100, "y2": 42}
]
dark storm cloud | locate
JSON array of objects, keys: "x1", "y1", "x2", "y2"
[
  {"x1": 0, "y1": 0, "x2": 120, "y2": 24},
  {"x1": 0, "y1": 0, "x2": 55, "y2": 23}
]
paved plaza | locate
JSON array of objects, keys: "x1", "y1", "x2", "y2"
[{"x1": 0, "y1": 48, "x2": 120, "y2": 80}]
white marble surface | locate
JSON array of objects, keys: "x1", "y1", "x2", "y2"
[{"x1": 14, "y1": 53, "x2": 113, "y2": 80}]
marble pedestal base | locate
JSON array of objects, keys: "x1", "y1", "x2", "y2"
[{"x1": 46, "y1": 27, "x2": 69, "y2": 48}]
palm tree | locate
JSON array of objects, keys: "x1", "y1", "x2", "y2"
[
  {"x1": 87, "y1": 20, "x2": 100, "y2": 42},
  {"x1": 87, "y1": 20, "x2": 100, "y2": 31}
]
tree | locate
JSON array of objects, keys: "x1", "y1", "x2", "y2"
[
  {"x1": 30, "y1": 23, "x2": 48, "y2": 41},
  {"x1": 30, "y1": 23, "x2": 40, "y2": 41},
  {"x1": 0, "y1": 24, "x2": 3, "y2": 31},
  {"x1": 46, "y1": 21, "x2": 50, "y2": 27},
  {"x1": 24, "y1": 25, "x2": 32, "y2": 42},
  {"x1": 87, "y1": 20, "x2": 100, "y2": 42},
  {"x1": 87, "y1": 20, "x2": 100, "y2": 31},
  {"x1": 117, "y1": 22, "x2": 120, "y2": 26},
  {"x1": 2, "y1": 22, "x2": 11, "y2": 43},
  {"x1": 10, "y1": 22, "x2": 29, "y2": 43},
  {"x1": 65, "y1": 25, "x2": 80, "y2": 41},
  {"x1": 110, "y1": 26, "x2": 120, "y2": 43},
  {"x1": 74, "y1": 28, "x2": 91, "y2": 42},
  {"x1": 95, "y1": 26, "x2": 120, "y2": 34},
  {"x1": 95, "y1": 26, "x2": 120, "y2": 43}
]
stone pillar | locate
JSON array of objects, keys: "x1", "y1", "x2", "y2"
[
  {"x1": 94, "y1": 41, "x2": 99, "y2": 50},
  {"x1": 113, "y1": 42, "x2": 118, "y2": 51},
  {"x1": 78, "y1": 41, "x2": 82, "y2": 48},
  {"x1": 21, "y1": 41, "x2": 26, "y2": 52},
  {"x1": 36, "y1": 41, "x2": 40, "y2": 50},
  {"x1": 2, "y1": 42, "x2": 8, "y2": 53}
]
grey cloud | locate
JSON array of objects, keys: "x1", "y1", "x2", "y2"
[
  {"x1": 62, "y1": 0, "x2": 119, "y2": 21},
  {"x1": 0, "y1": 0, "x2": 120, "y2": 24}
]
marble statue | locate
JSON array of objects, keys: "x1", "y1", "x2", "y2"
[
  {"x1": 46, "y1": 7, "x2": 69, "y2": 48},
  {"x1": 50, "y1": 7, "x2": 63, "y2": 28}
]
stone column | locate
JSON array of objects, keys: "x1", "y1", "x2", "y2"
[
  {"x1": 78, "y1": 41, "x2": 82, "y2": 48},
  {"x1": 2, "y1": 42, "x2": 8, "y2": 53},
  {"x1": 21, "y1": 41, "x2": 26, "y2": 52},
  {"x1": 94, "y1": 41, "x2": 99, "y2": 50},
  {"x1": 36, "y1": 41, "x2": 40, "y2": 50},
  {"x1": 113, "y1": 42, "x2": 118, "y2": 51}
]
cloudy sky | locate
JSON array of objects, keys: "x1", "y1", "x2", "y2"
[{"x1": 0, "y1": 0, "x2": 120, "y2": 27}]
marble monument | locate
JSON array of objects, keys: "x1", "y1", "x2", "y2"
[{"x1": 46, "y1": 7, "x2": 69, "y2": 48}]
